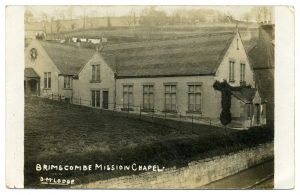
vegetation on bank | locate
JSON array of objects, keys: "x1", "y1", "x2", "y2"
[{"x1": 24, "y1": 97, "x2": 273, "y2": 187}]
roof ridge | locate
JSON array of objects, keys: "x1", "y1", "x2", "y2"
[{"x1": 40, "y1": 40, "x2": 95, "y2": 51}]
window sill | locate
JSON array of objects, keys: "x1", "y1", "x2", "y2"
[
  {"x1": 63, "y1": 88, "x2": 72, "y2": 90},
  {"x1": 141, "y1": 108, "x2": 154, "y2": 112},
  {"x1": 43, "y1": 88, "x2": 51, "y2": 90},
  {"x1": 90, "y1": 80, "x2": 101, "y2": 83},
  {"x1": 240, "y1": 81, "x2": 246, "y2": 86},
  {"x1": 121, "y1": 108, "x2": 134, "y2": 111},
  {"x1": 186, "y1": 111, "x2": 202, "y2": 114},
  {"x1": 163, "y1": 110, "x2": 177, "y2": 114},
  {"x1": 229, "y1": 80, "x2": 235, "y2": 83}
]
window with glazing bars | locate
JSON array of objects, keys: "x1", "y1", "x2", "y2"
[
  {"x1": 44, "y1": 72, "x2": 51, "y2": 89},
  {"x1": 165, "y1": 85, "x2": 176, "y2": 112},
  {"x1": 91, "y1": 90, "x2": 100, "y2": 107},
  {"x1": 229, "y1": 61, "x2": 235, "y2": 82},
  {"x1": 143, "y1": 85, "x2": 154, "y2": 110},
  {"x1": 240, "y1": 63, "x2": 246, "y2": 82},
  {"x1": 123, "y1": 85, "x2": 133, "y2": 109},
  {"x1": 188, "y1": 85, "x2": 202, "y2": 112},
  {"x1": 92, "y1": 65, "x2": 100, "y2": 81},
  {"x1": 64, "y1": 76, "x2": 72, "y2": 89}
]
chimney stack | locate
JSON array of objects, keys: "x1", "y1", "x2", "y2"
[{"x1": 259, "y1": 24, "x2": 274, "y2": 42}]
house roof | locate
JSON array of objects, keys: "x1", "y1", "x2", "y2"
[
  {"x1": 40, "y1": 41, "x2": 95, "y2": 75},
  {"x1": 248, "y1": 29, "x2": 274, "y2": 69},
  {"x1": 247, "y1": 25, "x2": 274, "y2": 103},
  {"x1": 253, "y1": 69, "x2": 274, "y2": 103},
  {"x1": 231, "y1": 88, "x2": 257, "y2": 104},
  {"x1": 101, "y1": 32, "x2": 236, "y2": 78},
  {"x1": 25, "y1": 68, "x2": 39, "y2": 78},
  {"x1": 37, "y1": 29, "x2": 257, "y2": 77}
]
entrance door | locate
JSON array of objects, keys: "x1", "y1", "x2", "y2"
[
  {"x1": 28, "y1": 79, "x2": 38, "y2": 95},
  {"x1": 102, "y1": 91, "x2": 109, "y2": 109}
]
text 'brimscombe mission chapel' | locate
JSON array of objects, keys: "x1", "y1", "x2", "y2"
[{"x1": 24, "y1": 25, "x2": 274, "y2": 129}]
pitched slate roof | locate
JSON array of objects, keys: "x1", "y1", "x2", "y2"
[
  {"x1": 231, "y1": 88, "x2": 257, "y2": 104},
  {"x1": 248, "y1": 28, "x2": 274, "y2": 69},
  {"x1": 38, "y1": 30, "x2": 255, "y2": 78},
  {"x1": 25, "y1": 68, "x2": 39, "y2": 78},
  {"x1": 40, "y1": 41, "x2": 95, "y2": 75},
  {"x1": 248, "y1": 25, "x2": 274, "y2": 103},
  {"x1": 101, "y1": 32, "x2": 236, "y2": 78},
  {"x1": 253, "y1": 69, "x2": 274, "y2": 104}
]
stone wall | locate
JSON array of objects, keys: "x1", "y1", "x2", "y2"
[{"x1": 74, "y1": 142, "x2": 273, "y2": 189}]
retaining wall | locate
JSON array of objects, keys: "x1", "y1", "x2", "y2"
[{"x1": 74, "y1": 142, "x2": 273, "y2": 189}]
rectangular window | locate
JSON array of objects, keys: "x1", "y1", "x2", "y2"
[
  {"x1": 188, "y1": 84, "x2": 202, "y2": 112},
  {"x1": 48, "y1": 72, "x2": 51, "y2": 88},
  {"x1": 165, "y1": 85, "x2": 177, "y2": 112},
  {"x1": 44, "y1": 73, "x2": 47, "y2": 88},
  {"x1": 91, "y1": 90, "x2": 100, "y2": 107},
  {"x1": 64, "y1": 76, "x2": 72, "y2": 89},
  {"x1": 143, "y1": 85, "x2": 154, "y2": 110},
  {"x1": 44, "y1": 72, "x2": 51, "y2": 89},
  {"x1": 91, "y1": 65, "x2": 100, "y2": 81},
  {"x1": 123, "y1": 85, "x2": 133, "y2": 109},
  {"x1": 240, "y1": 63, "x2": 246, "y2": 83},
  {"x1": 229, "y1": 60, "x2": 235, "y2": 82}
]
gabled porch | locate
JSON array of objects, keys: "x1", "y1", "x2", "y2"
[
  {"x1": 24, "y1": 68, "x2": 40, "y2": 96},
  {"x1": 231, "y1": 88, "x2": 267, "y2": 128}
]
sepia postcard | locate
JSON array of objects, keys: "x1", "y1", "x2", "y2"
[{"x1": 5, "y1": 5, "x2": 295, "y2": 189}]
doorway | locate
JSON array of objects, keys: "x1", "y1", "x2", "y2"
[
  {"x1": 102, "y1": 91, "x2": 109, "y2": 109},
  {"x1": 26, "y1": 79, "x2": 39, "y2": 96},
  {"x1": 255, "y1": 104, "x2": 261, "y2": 124}
]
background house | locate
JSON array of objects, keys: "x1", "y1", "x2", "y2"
[{"x1": 248, "y1": 24, "x2": 274, "y2": 124}]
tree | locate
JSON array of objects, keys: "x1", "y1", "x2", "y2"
[
  {"x1": 82, "y1": 7, "x2": 86, "y2": 29},
  {"x1": 56, "y1": 20, "x2": 61, "y2": 33},
  {"x1": 213, "y1": 80, "x2": 251, "y2": 126},
  {"x1": 139, "y1": 6, "x2": 167, "y2": 27},
  {"x1": 125, "y1": 9, "x2": 137, "y2": 27},
  {"x1": 36, "y1": 32, "x2": 45, "y2": 40},
  {"x1": 213, "y1": 80, "x2": 232, "y2": 126},
  {"x1": 67, "y1": 6, "x2": 74, "y2": 20},
  {"x1": 25, "y1": 9, "x2": 33, "y2": 22},
  {"x1": 71, "y1": 23, "x2": 76, "y2": 30},
  {"x1": 50, "y1": 17, "x2": 54, "y2": 33},
  {"x1": 59, "y1": 10, "x2": 66, "y2": 20},
  {"x1": 107, "y1": 16, "x2": 111, "y2": 28},
  {"x1": 252, "y1": 6, "x2": 272, "y2": 23},
  {"x1": 242, "y1": 12, "x2": 251, "y2": 23},
  {"x1": 40, "y1": 12, "x2": 49, "y2": 33}
]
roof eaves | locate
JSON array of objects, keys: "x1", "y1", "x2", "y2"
[{"x1": 116, "y1": 73, "x2": 215, "y2": 79}]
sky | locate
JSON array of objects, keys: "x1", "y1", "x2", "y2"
[{"x1": 26, "y1": 5, "x2": 259, "y2": 21}]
